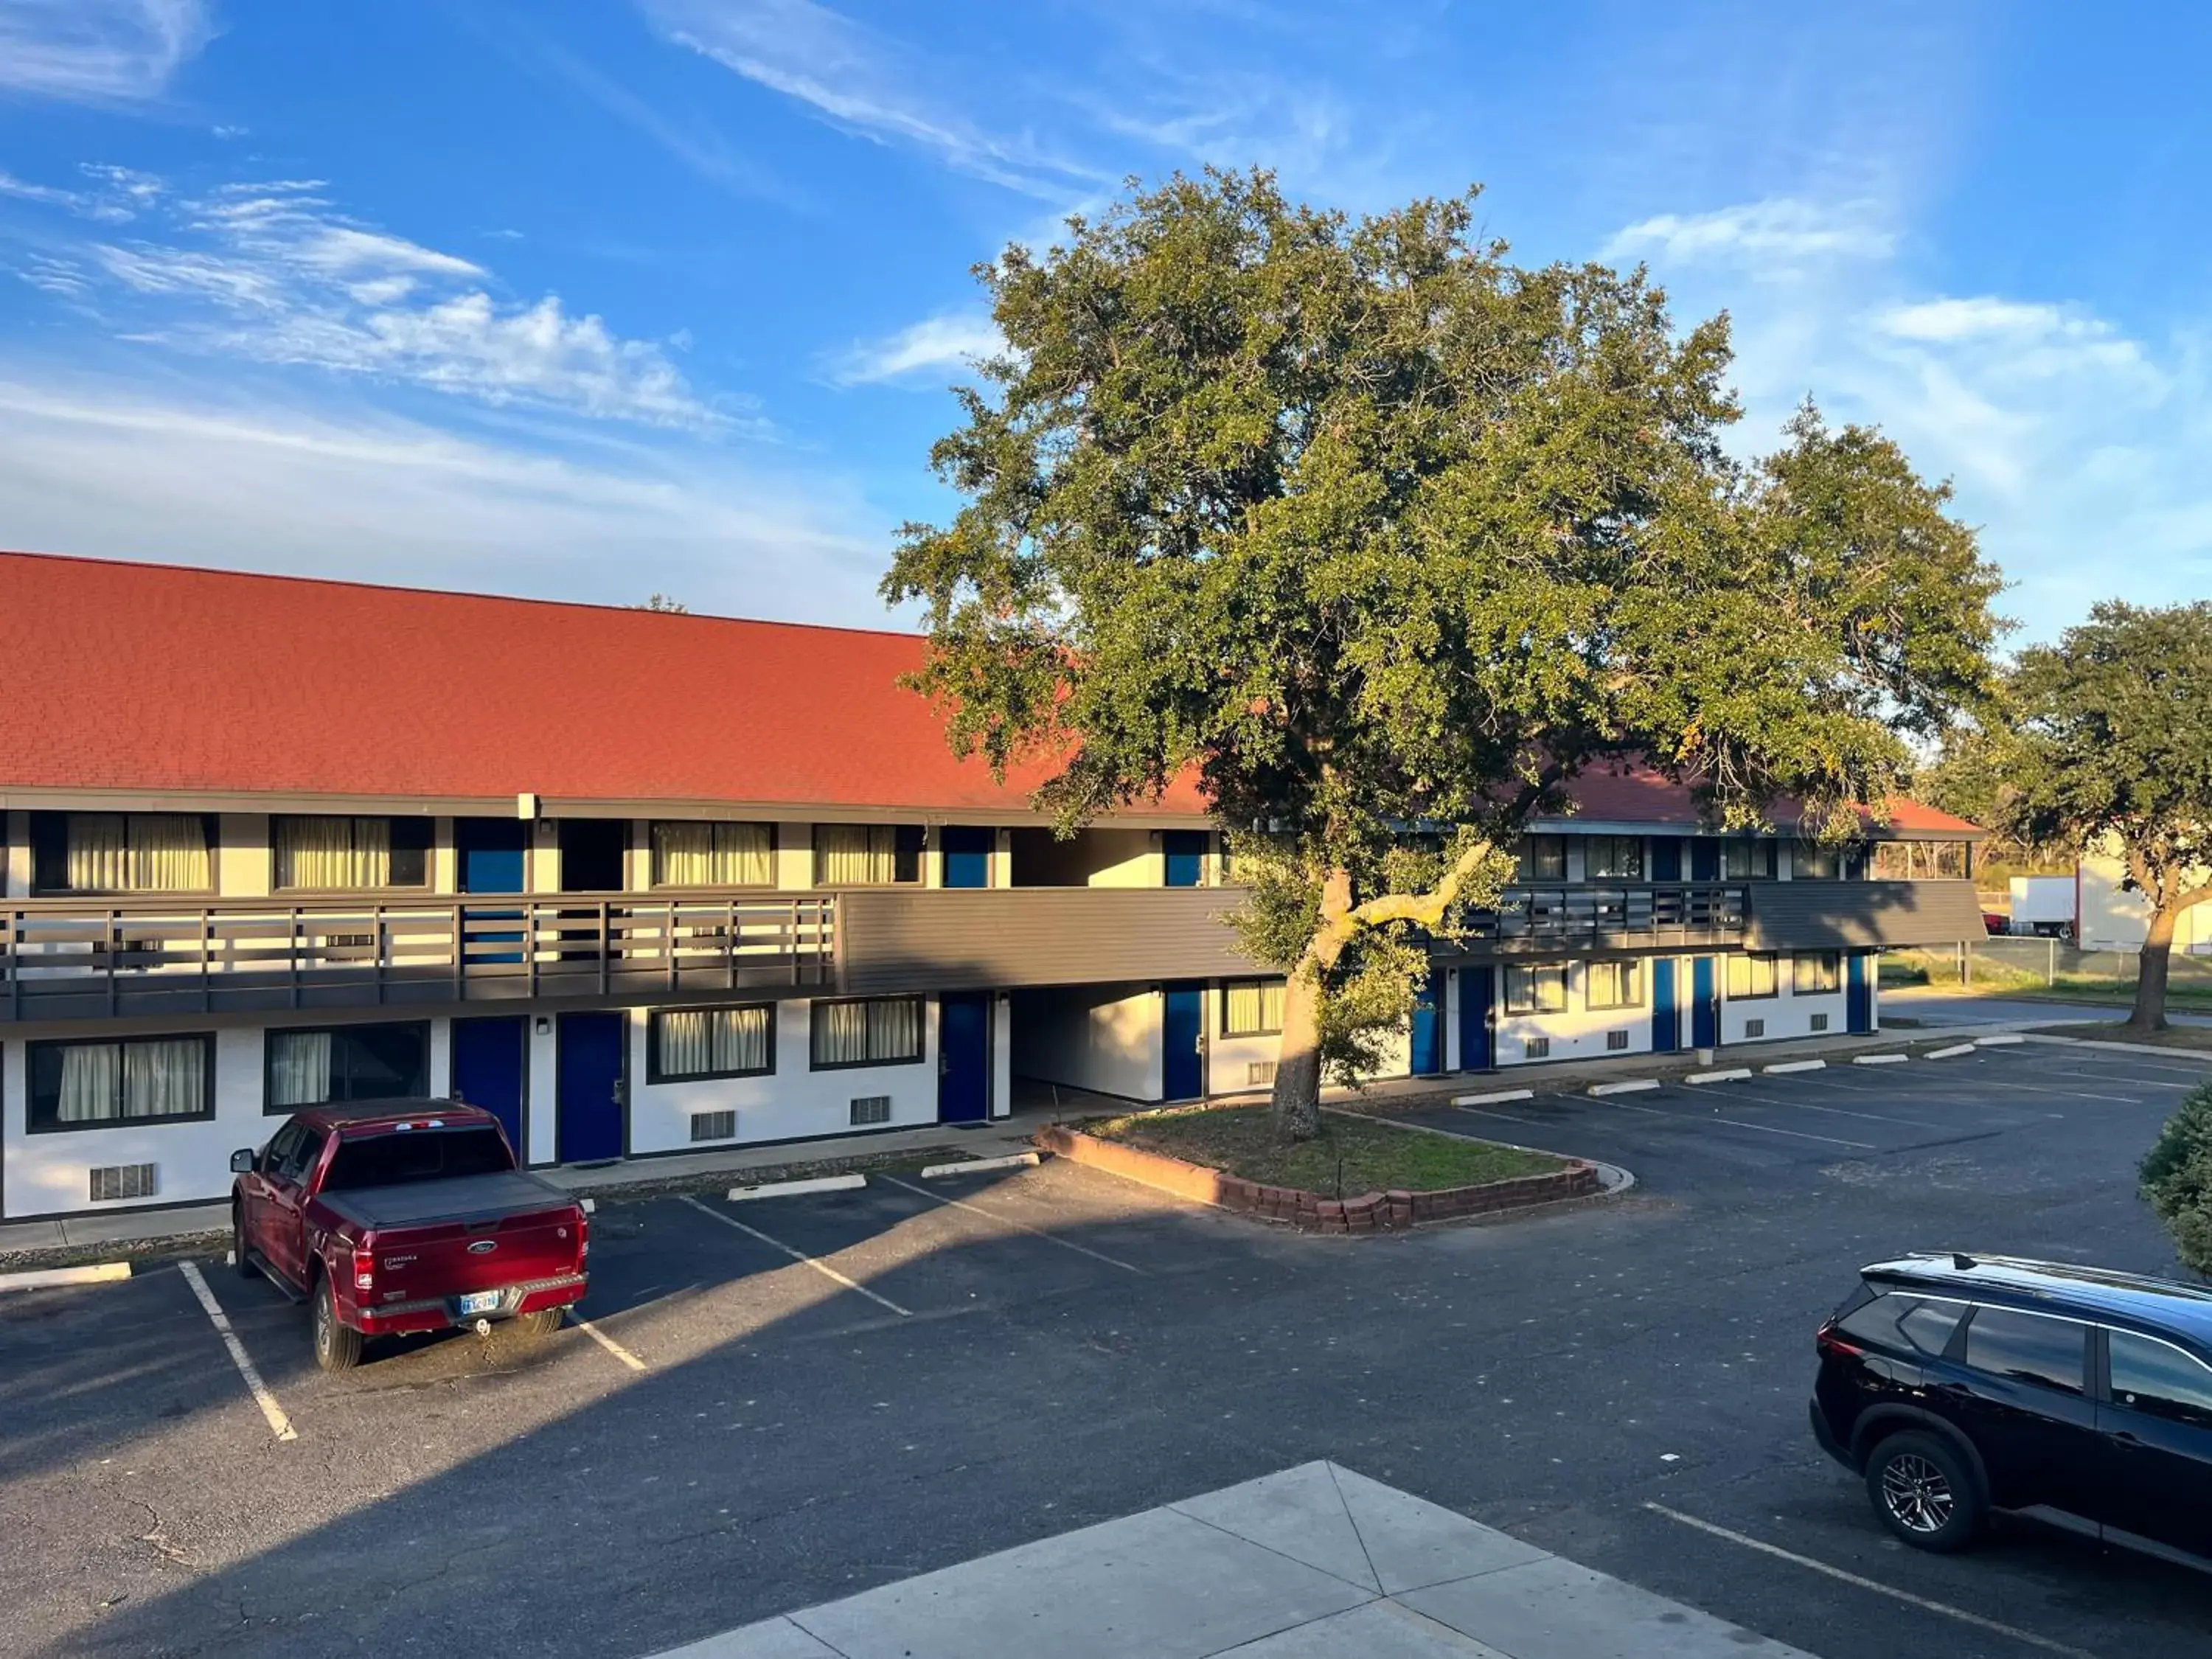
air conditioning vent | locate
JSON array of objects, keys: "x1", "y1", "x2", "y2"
[
  {"x1": 1744, "y1": 1018, "x2": 1766, "y2": 1039},
  {"x1": 1246, "y1": 1060, "x2": 1277, "y2": 1088},
  {"x1": 1523, "y1": 1036, "x2": 1551, "y2": 1060},
  {"x1": 1606, "y1": 1029, "x2": 1630, "y2": 1051},
  {"x1": 690, "y1": 1110, "x2": 737, "y2": 1143},
  {"x1": 849, "y1": 1094, "x2": 891, "y2": 1127},
  {"x1": 88, "y1": 1164, "x2": 156, "y2": 1203},
  {"x1": 1809, "y1": 1012, "x2": 1830, "y2": 1032}
]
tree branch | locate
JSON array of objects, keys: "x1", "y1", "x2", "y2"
[{"x1": 1345, "y1": 837, "x2": 1501, "y2": 931}]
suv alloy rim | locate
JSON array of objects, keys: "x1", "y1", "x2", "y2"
[{"x1": 1880, "y1": 1453, "x2": 1955, "y2": 1533}]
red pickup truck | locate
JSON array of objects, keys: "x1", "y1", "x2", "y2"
[{"x1": 229, "y1": 1101, "x2": 589, "y2": 1372}]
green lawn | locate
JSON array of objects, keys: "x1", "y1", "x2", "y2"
[
  {"x1": 2029, "y1": 1022, "x2": 2212, "y2": 1055},
  {"x1": 1087, "y1": 1105, "x2": 1562, "y2": 1196}
]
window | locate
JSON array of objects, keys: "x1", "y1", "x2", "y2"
[
  {"x1": 810, "y1": 998, "x2": 925, "y2": 1068},
  {"x1": 274, "y1": 815, "x2": 431, "y2": 890},
  {"x1": 1793, "y1": 952, "x2": 1843, "y2": 995},
  {"x1": 1791, "y1": 841, "x2": 1842, "y2": 880},
  {"x1": 1514, "y1": 835, "x2": 1566, "y2": 883},
  {"x1": 650, "y1": 1004, "x2": 774, "y2": 1082},
  {"x1": 1962, "y1": 1306, "x2": 2087, "y2": 1395},
  {"x1": 1720, "y1": 838, "x2": 1775, "y2": 880},
  {"x1": 1504, "y1": 964, "x2": 1569, "y2": 1014},
  {"x1": 653, "y1": 821, "x2": 774, "y2": 887},
  {"x1": 265, "y1": 1022, "x2": 428, "y2": 1112},
  {"x1": 2107, "y1": 1329, "x2": 2212, "y2": 1430},
  {"x1": 322, "y1": 1126, "x2": 512, "y2": 1192},
  {"x1": 1585, "y1": 959, "x2": 1644, "y2": 1010},
  {"x1": 28, "y1": 1034, "x2": 213, "y2": 1131},
  {"x1": 814, "y1": 824, "x2": 923, "y2": 886},
  {"x1": 32, "y1": 812, "x2": 214, "y2": 894},
  {"x1": 1222, "y1": 978, "x2": 1287, "y2": 1037},
  {"x1": 1725, "y1": 953, "x2": 1778, "y2": 999},
  {"x1": 1835, "y1": 1293, "x2": 1969, "y2": 1358},
  {"x1": 1585, "y1": 835, "x2": 1644, "y2": 880}
]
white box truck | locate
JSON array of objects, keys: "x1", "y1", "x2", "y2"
[{"x1": 2008, "y1": 874, "x2": 2076, "y2": 939}]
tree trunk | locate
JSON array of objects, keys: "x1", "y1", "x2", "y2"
[
  {"x1": 1270, "y1": 953, "x2": 1327, "y2": 1143},
  {"x1": 2130, "y1": 905, "x2": 2177, "y2": 1033}
]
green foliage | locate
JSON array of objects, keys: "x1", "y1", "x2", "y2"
[{"x1": 2141, "y1": 1082, "x2": 2212, "y2": 1276}]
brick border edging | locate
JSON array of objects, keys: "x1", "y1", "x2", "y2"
[{"x1": 1032, "y1": 1125, "x2": 1601, "y2": 1234}]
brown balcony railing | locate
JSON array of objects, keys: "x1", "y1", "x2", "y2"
[
  {"x1": 1455, "y1": 883, "x2": 1750, "y2": 952},
  {"x1": 1, "y1": 893, "x2": 835, "y2": 1021}
]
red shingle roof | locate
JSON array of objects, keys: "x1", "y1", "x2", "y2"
[{"x1": 1547, "y1": 760, "x2": 1982, "y2": 836}]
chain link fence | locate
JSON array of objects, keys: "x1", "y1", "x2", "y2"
[{"x1": 1882, "y1": 938, "x2": 2212, "y2": 995}]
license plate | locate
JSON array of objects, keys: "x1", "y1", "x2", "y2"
[{"x1": 458, "y1": 1291, "x2": 501, "y2": 1317}]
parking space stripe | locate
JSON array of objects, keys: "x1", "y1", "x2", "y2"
[
  {"x1": 1454, "y1": 1105, "x2": 1556, "y2": 1130},
  {"x1": 1640, "y1": 1102, "x2": 1874, "y2": 1148},
  {"x1": 177, "y1": 1261, "x2": 297, "y2": 1443},
  {"x1": 574, "y1": 1317, "x2": 648, "y2": 1371},
  {"x1": 1643, "y1": 1503, "x2": 2098, "y2": 1659},
  {"x1": 677, "y1": 1194, "x2": 912, "y2": 1317},
  {"x1": 1980, "y1": 1079, "x2": 2146, "y2": 1105},
  {"x1": 877, "y1": 1174, "x2": 1148, "y2": 1275},
  {"x1": 1709, "y1": 1088, "x2": 1948, "y2": 1130}
]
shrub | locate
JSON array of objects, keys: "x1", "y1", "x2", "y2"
[{"x1": 2140, "y1": 1083, "x2": 2212, "y2": 1277}]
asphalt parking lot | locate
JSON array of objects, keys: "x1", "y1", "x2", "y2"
[{"x1": 4, "y1": 1037, "x2": 2210, "y2": 1659}]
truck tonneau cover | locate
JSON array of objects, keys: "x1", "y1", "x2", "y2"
[{"x1": 318, "y1": 1171, "x2": 574, "y2": 1232}]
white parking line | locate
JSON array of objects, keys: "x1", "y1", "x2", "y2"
[
  {"x1": 1643, "y1": 1503, "x2": 2099, "y2": 1659},
  {"x1": 877, "y1": 1174, "x2": 1147, "y2": 1275},
  {"x1": 1982, "y1": 1079, "x2": 2146, "y2": 1105},
  {"x1": 1714, "y1": 1090, "x2": 1949, "y2": 1130},
  {"x1": 1455, "y1": 1105, "x2": 1555, "y2": 1130},
  {"x1": 177, "y1": 1261, "x2": 296, "y2": 1443},
  {"x1": 1651, "y1": 1104, "x2": 1874, "y2": 1149},
  {"x1": 574, "y1": 1316, "x2": 648, "y2": 1371},
  {"x1": 678, "y1": 1194, "x2": 912, "y2": 1317}
]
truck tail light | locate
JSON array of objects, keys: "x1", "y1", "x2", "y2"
[
  {"x1": 577, "y1": 1211, "x2": 591, "y2": 1264},
  {"x1": 353, "y1": 1239, "x2": 375, "y2": 1293}
]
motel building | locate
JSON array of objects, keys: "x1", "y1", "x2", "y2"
[{"x1": 0, "y1": 552, "x2": 1987, "y2": 1223}]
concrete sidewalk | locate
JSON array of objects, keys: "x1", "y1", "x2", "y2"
[{"x1": 649, "y1": 1461, "x2": 1809, "y2": 1659}]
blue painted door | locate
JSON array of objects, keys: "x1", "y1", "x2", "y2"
[
  {"x1": 1688, "y1": 838, "x2": 1719, "y2": 881},
  {"x1": 1691, "y1": 957, "x2": 1719, "y2": 1049},
  {"x1": 451, "y1": 1016, "x2": 527, "y2": 1157},
  {"x1": 1163, "y1": 832, "x2": 1207, "y2": 888},
  {"x1": 1847, "y1": 952, "x2": 1873, "y2": 1033},
  {"x1": 1162, "y1": 983, "x2": 1204, "y2": 1099},
  {"x1": 458, "y1": 817, "x2": 528, "y2": 965},
  {"x1": 937, "y1": 992, "x2": 991, "y2": 1121},
  {"x1": 942, "y1": 827, "x2": 992, "y2": 889},
  {"x1": 1651, "y1": 959, "x2": 1679, "y2": 1053},
  {"x1": 1411, "y1": 968, "x2": 1444, "y2": 1074},
  {"x1": 1458, "y1": 966, "x2": 1495, "y2": 1071},
  {"x1": 556, "y1": 1011, "x2": 625, "y2": 1164},
  {"x1": 1651, "y1": 837, "x2": 1683, "y2": 882}
]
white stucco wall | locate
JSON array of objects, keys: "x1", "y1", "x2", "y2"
[
  {"x1": 1719, "y1": 956, "x2": 1849, "y2": 1045},
  {"x1": 216, "y1": 814, "x2": 271, "y2": 897},
  {"x1": 1012, "y1": 983, "x2": 1163, "y2": 1102},
  {"x1": 1494, "y1": 960, "x2": 1655, "y2": 1068}
]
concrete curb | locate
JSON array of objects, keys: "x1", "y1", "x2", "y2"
[
  {"x1": 0, "y1": 1261, "x2": 132, "y2": 1293},
  {"x1": 1589, "y1": 1079, "x2": 1661, "y2": 1097},
  {"x1": 1683, "y1": 1068, "x2": 1752, "y2": 1085},
  {"x1": 919, "y1": 1152, "x2": 1040, "y2": 1179},
  {"x1": 1924, "y1": 1043, "x2": 1979, "y2": 1060},
  {"x1": 726, "y1": 1173, "x2": 867, "y2": 1202},
  {"x1": 1854, "y1": 1053, "x2": 1911, "y2": 1065},
  {"x1": 1453, "y1": 1088, "x2": 1535, "y2": 1106},
  {"x1": 2020, "y1": 1032, "x2": 2212, "y2": 1062},
  {"x1": 1763, "y1": 1059, "x2": 1826, "y2": 1075},
  {"x1": 1975, "y1": 1034, "x2": 2026, "y2": 1047}
]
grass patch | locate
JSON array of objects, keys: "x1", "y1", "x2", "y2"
[
  {"x1": 2028, "y1": 1022, "x2": 2212, "y2": 1054},
  {"x1": 1087, "y1": 1104, "x2": 1562, "y2": 1195}
]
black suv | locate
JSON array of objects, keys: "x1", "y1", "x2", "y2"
[{"x1": 1812, "y1": 1253, "x2": 2212, "y2": 1570}]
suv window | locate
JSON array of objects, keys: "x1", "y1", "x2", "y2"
[
  {"x1": 1836, "y1": 1293, "x2": 1969, "y2": 1357},
  {"x1": 2108, "y1": 1329, "x2": 2212, "y2": 1430},
  {"x1": 1962, "y1": 1305, "x2": 2088, "y2": 1395}
]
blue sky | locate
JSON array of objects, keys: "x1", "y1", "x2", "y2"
[{"x1": 1, "y1": 1, "x2": 2205, "y2": 642}]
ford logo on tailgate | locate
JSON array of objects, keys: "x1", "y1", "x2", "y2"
[{"x1": 467, "y1": 1239, "x2": 498, "y2": 1255}]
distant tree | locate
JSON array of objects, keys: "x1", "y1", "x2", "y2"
[
  {"x1": 1912, "y1": 723, "x2": 2065, "y2": 884},
  {"x1": 886, "y1": 170, "x2": 2003, "y2": 1141},
  {"x1": 2004, "y1": 601, "x2": 2212, "y2": 1030},
  {"x1": 640, "y1": 594, "x2": 689, "y2": 613}
]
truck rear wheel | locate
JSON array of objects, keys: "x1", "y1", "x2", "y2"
[
  {"x1": 313, "y1": 1276, "x2": 364, "y2": 1374},
  {"x1": 513, "y1": 1308, "x2": 566, "y2": 1338}
]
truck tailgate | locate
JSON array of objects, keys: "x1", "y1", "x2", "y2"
[{"x1": 327, "y1": 1176, "x2": 582, "y2": 1304}]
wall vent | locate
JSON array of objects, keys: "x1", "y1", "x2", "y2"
[
  {"x1": 1744, "y1": 1018, "x2": 1766, "y2": 1039},
  {"x1": 88, "y1": 1164, "x2": 156, "y2": 1203},
  {"x1": 1523, "y1": 1036, "x2": 1551, "y2": 1060},
  {"x1": 1606, "y1": 1029, "x2": 1630, "y2": 1051},
  {"x1": 849, "y1": 1094, "x2": 891, "y2": 1127},
  {"x1": 1246, "y1": 1060, "x2": 1278, "y2": 1088},
  {"x1": 1809, "y1": 1012, "x2": 1830, "y2": 1033},
  {"x1": 689, "y1": 1110, "x2": 737, "y2": 1143}
]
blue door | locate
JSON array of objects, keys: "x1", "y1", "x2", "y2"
[
  {"x1": 1651, "y1": 959, "x2": 1679, "y2": 1053},
  {"x1": 1688, "y1": 838, "x2": 1719, "y2": 881},
  {"x1": 556, "y1": 1011, "x2": 625, "y2": 1164},
  {"x1": 1691, "y1": 956, "x2": 1719, "y2": 1049},
  {"x1": 1847, "y1": 952, "x2": 1873, "y2": 1033},
  {"x1": 458, "y1": 817, "x2": 529, "y2": 965},
  {"x1": 1162, "y1": 983, "x2": 1204, "y2": 1100},
  {"x1": 942, "y1": 827, "x2": 992, "y2": 889},
  {"x1": 1458, "y1": 966, "x2": 1495, "y2": 1071},
  {"x1": 1411, "y1": 968, "x2": 1444, "y2": 1075},
  {"x1": 937, "y1": 992, "x2": 991, "y2": 1122},
  {"x1": 451, "y1": 1016, "x2": 527, "y2": 1156},
  {"x1": 1651, "y1": 837, "x2": 1683, "y2": 882},
  {"x1": 1163, "y1": 832, "x2": 1207, "y2": 888}
]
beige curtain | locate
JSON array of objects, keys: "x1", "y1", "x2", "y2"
[
  {"x1": 56, "y1": 1043, "x2": 120, "y2": 1122},
  {"x1": 1726, "y1": 954, "x2": 1776, "y2": 998},
  {"x1": 268, "y1": 1029, "x2": 334, "y2": 1107},
  {"x1": 661, "y1": 1005, "x2": 771, "y2": 1075},
  {"x1": 658, "y1": 1009, "x2": 715, "y2": 1074},
  {"x1": 813, "y1": 1000, "x2": 869, "y2": 1065},
  {"x1": 130, "y1": 815, "x2": 210, "y2": 891},
  {"x1": 276, "y1": 816, "x2": 391, "y2": 889},
  {"x1": 817, "y1": 825, "x2": 894, "y2": 885},
  {"x1": 868, "y1": 997, "x2": 920, "y2": 1061},
  {"x1": 125, "y1": 1038, "x2": 206, "y2": 1119},
  {"x1": 64, "y1": 815, "x2": 130, "y2": 891},
  {"x1": 1225, "y1": 980, "x2": 1285, "y2": 1034},
  {"x1": 655, "y1": 822, "x2": 773, "y2": 886}
]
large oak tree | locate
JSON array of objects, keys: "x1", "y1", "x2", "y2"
[{"x1": 886, "y1": 172, "x2": 2003, "y2": 1140}]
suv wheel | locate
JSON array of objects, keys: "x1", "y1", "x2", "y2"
[{"x1": 1865, "y1": 1431, "x2": 1983, "y2": 1552}]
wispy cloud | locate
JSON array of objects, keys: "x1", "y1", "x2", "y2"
[
  {"x1": 0, "y1": 161, "x2": 163, "y2": 222},
  {"x1": 1606, "y1": 198, "x2": 1893, "y2": 268},
  {"x1": 824, "y1": 310, "x2": 1001, "y2": 387},
  {"x1": 0, "y1": 0, "x2": 212, "y2": 102},
  {"x1": 1876, "y1": 296, "x2": 2097, "y2": 343}
]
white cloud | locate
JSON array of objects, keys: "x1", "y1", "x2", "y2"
[
  {"x1": 824, "y1": 311, "x2": 1002, "y2": 386},
  {"x1": 0, "y1": 162, "x2": 160, "y2": 223},
  {"x1": 0, "y1": 0, "x2": 212, "y2": 102},
  {"x1": 1607, "y1": 198, "x2": 1893, "y2": 267},
  {"x1": 1876, "y1": 296, "x2": 2088, "y2": 342}
]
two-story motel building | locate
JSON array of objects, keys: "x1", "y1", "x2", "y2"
[{"x1": 0, "y1": 552, "x2": 1987, "y2": 1222}]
